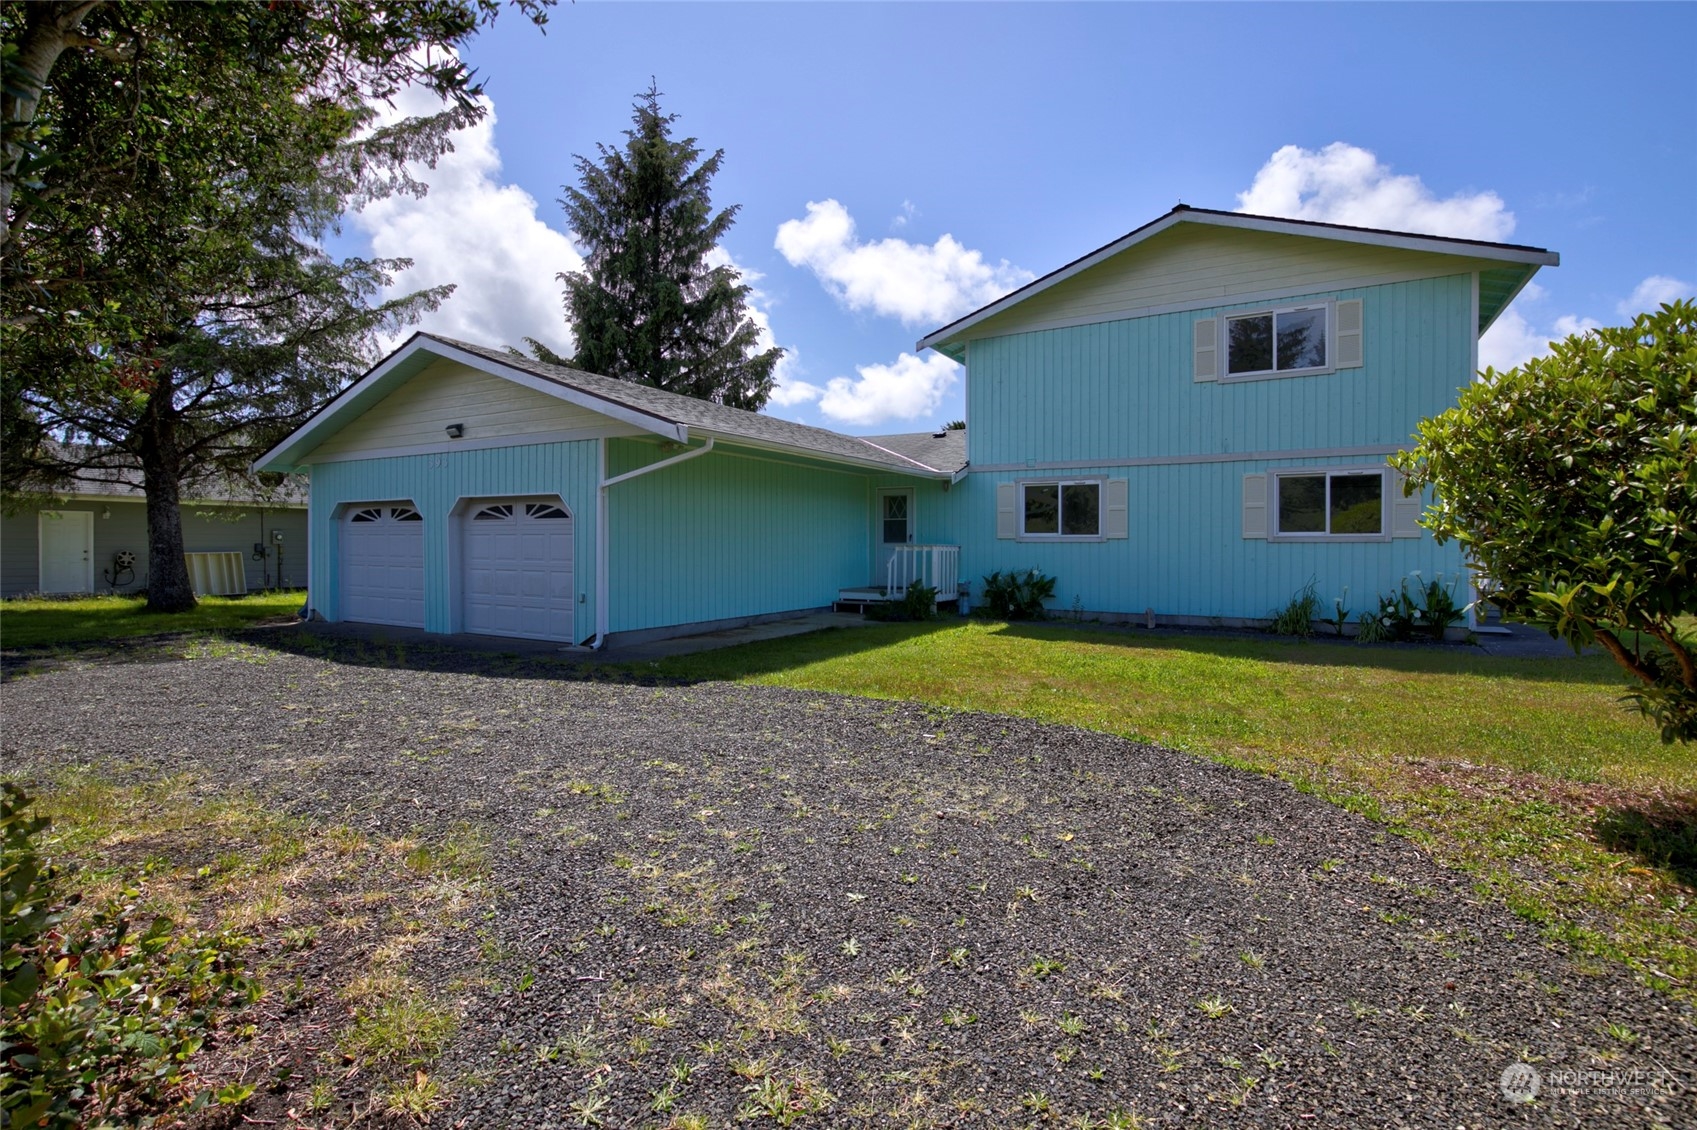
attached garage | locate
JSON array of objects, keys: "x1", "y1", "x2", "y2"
[
  {"x1": 461, "y1": 499, "x2": 575, "y2": 642},
  {"x1": 257, "y1": 334, "x2": 955, "y2": 647},
  {"x1": 339, "y1": 505, "x2": 425, "y2": 628}
]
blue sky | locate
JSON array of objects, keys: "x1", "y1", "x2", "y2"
[{"x1": 346, "y1": 2, "x2": 1696, "y2": 435}]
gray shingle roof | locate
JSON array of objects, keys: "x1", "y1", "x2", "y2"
[
  {"x1": 433, "y1": 336, "x2": 960, "y2": 476},
  {"x1": 19, "y1": 445, "x2": 306, "y2": 505},
  {"x1": 859, "y1": 429, "x2": 967, "y2": 475}
]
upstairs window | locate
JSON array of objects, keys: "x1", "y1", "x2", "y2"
[
  {"x1": 1274, "y1": 470, "x2": 1384, "y2": 537},
  {"x1": 1227, "y1": 304, "x2": 1328, "y2": 376},
  {"x1": 1022, "y1": 481, "x2": 1101, "y2": 538}
]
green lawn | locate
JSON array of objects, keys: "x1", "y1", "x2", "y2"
[
  {"x1": 651, "y1": 620, "x2": 1697, "y2": 998},
  {"x1": 0, "y1": 591, "x2": 303, "y2": 649}
]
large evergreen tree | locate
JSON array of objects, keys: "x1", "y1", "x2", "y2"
[
  {"x1": 558, "y1": 85, "x2": 781, "y2": 410},
  {"x1": 1, "y1": 0, "x2": 551, "y2": 612}
]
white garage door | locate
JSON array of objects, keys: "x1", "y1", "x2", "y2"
[
  {"x1": 340, "y1": 505, "x2": 425, "y2": 628},
  {"x1": 463, "y1": 501, "x2": 575, "y2": 642}
]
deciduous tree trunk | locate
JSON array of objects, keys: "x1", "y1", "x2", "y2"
[{"x1": 1, "y1": 1, "x2": 103, "y2": 251}]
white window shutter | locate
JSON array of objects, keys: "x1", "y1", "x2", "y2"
[
  {"x1": 1391, "y1": 470, "x2": 1423, "y2": 538},
  {"x1": 1242, "y1": 473, "x2": 1268, "y2": 539},
  {"x1": 1193, "y1": 318, "x2": 1218, "y2": 382},
  {"x1": 996, "y1": 482, "x2": 1018, "y2": 539},
  {"x1": 1335, "y1": 299, "x2": 1364, "y2": 369},
  {"x1": 1104, "y1": 479, "x2": 1129, "y2": 539}
]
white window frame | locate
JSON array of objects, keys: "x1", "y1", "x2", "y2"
[
  {"x1": 1221, "y1": 300, "x2": 1335, "y2": 382},
  {"x1": 1018, "y1": 478, "x2": 1105, "y2": 541},
  {"x1": 1269, "y1": 467, "x2": 1389, "y2": 541}
]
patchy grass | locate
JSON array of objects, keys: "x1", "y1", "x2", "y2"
[
  {"x1": 15, "y1": 769, "x2": 494, "y2": 1126},
  {"x1": 649, "y1": 620, "x2": 1697, "y2": 999},
  {"x1": 0, "y1": 591, "x2": 302, "y2": 649}
]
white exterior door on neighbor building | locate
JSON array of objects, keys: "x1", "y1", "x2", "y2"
[
  {"x1": 38, "y1": 510, "x2": 93, "y2": 594},
  {"x1": 339, "y1": 505, "x2": 426, "y2": 628},
  {"x1": 461, "y1": 500, "x2": 575, "y2": 642}
]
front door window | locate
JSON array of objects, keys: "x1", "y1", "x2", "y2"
[{"x1": 882, "y1": 492, "x2": 910, "y2": 546}]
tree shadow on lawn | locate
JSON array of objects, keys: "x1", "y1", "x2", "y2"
[
  {"x1": 649, "y1": 616, "x2": 1627, "y2": 690},
  {"x1": 1, "y1": 614, "x2": 1620, "y2": 694},
  {"x1": 1595, "y1": 799, "x2": 1697, "y2": 888}
]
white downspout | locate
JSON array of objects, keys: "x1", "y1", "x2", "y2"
[{"x1": 591, "y1": 435, "x2": 714, "y2": 649}]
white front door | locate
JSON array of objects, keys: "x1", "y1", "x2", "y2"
[
  {"x1": 462, "y1": 500, "x2": 575, "y2": 642},
  {"x1": 339, "y1": 505, "x2": 426, "y2": 627},
  {"x1": 877, "y1": 489, "x2": 914, "y2": 587},
  {"x1": 38, "y1": 510, "x2": 93, "y2": 593}
]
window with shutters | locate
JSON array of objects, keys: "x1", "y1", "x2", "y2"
[
  {"x1": 1197, "y1": 299, "x2": 1361, "y2": 383},
  {"x1": 1271, "y1": 469, "x2": 1385, "y2": 538},
  {"x1": 1021, "y1": 480, "x2": 1101, "y2": 538}
]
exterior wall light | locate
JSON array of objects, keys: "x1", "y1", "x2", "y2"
[{"x1": 445, "y1": 423, "x2": 465, "y2": 439}]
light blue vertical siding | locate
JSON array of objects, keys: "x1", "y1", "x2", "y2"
[
  {"x1": 605, "y1": 439, "x2": 873, "y2": 633},
  {"x1": 308, "y1": 440, "x2": 601, "y2": 637},
  {"x1": 932, "y1": 463, "x2": 1467, "y2": 622},
  {"x1": 968, "y1": 275, "x2": 1474, "y2": 466},
  {"x1": 944, "y1": 274, "x2": 1477, "y2": 620}
]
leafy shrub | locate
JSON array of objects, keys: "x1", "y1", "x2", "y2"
[
  {"x1": 1392, "y1": 300, "x2": 1696, "y2": 741},
  {"x1": 868, "y1": 583, "x2": 938, "y2": 622},
  {"x1": 979, "y1": 569, "x2": 1056, "y2": 620},
  {"x1": 0, "y1": 783, "x2": 259, "y2": 1129},
  {"x1": 1268, "y1": 579, "x2": 1321, "y2": 637}
]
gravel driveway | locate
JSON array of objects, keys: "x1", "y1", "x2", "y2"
[{"x1": 4, "y1": 638, "x2": 1692, "y2": 1128}]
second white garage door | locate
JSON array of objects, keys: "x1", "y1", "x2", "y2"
[{"x1": 462, "y1": 500, "x2": 575, "y2": 642}]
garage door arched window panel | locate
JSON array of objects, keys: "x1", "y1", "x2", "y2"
[
  {"x1": 338, "y1": 502, "x2": 426, "y2": 628},
  {"x1": 460, "y1": 496, "x2": 575, "y2": 642}
]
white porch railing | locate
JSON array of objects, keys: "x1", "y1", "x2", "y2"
[{"x1": 886, "y1": 544, "x2": 960, "y2": 599}]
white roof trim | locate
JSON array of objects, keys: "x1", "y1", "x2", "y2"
[
  {"x1": 253, "y1": 336, "x2": 686, "y2": 472},
  {"x1": 917, "y1": 209, "x2": 1560, "y2": 353},
  {"x1": 689, "y1": 428, "x2": 951, "y2": 479}
]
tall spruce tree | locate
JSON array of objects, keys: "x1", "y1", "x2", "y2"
[{"x1": 558, "y1": 85, "x2": 781, "y2": 410}]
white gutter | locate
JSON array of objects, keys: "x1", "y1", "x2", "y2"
[{"x1": 591, "y1": 435, "x2": 714, "y2": 649}]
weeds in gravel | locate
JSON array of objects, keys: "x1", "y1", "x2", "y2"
[
  {"x1": 1195, "y1": 994, "x2": 1234, "y2": 1019},
  {"x1": 13, "y1": 769, "x2": 494, "y2": 1127}
]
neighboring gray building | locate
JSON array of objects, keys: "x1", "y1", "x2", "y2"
[{"x1": 3, "y1": 466, "x2": 308, "y2": 598}]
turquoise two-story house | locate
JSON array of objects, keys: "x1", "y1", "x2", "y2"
[{"x1": 256, "y1": 206, "x2": 1556, "y2": 646}]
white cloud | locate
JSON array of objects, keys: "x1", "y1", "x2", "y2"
[
  {"x1": 1618, "y1": 275, "x2": 1694, "y2": 318},
  {"x1": 891, "y1": 200, "x2": 918, "y2": 229},
  {"x1": 1479, "y1": 301, "x2": 1600, "y2": 374},
  {"x1": 1236, "y1": 143, "x2": 1515, "y2": 241},
  {"x1": 353, "y1": 84, "x2": 579, "y2": 356},
  {"x1": 805, "y1": 351, "x2": 961, "y2": 427},
  {"x1": 1480, "y1": 270, "x2": 1690, "y2": 373},
  {"x1": 775, "y1": 199, "x2": 1033, "y2": 327}
]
